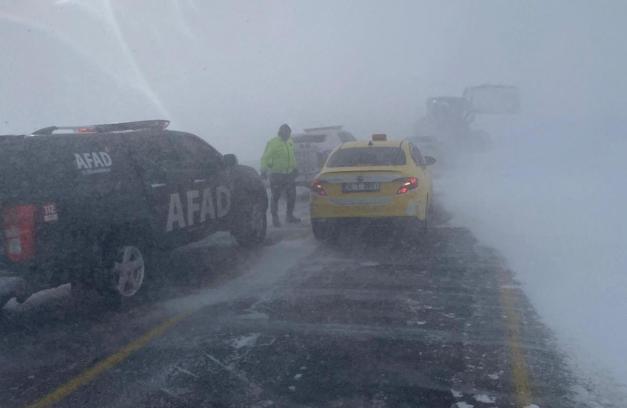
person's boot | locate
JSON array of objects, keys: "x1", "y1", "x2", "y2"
[
  {"x1": 286, "y1": 214, "x2": 301, "y2": 223},
  {"x1": 272, "y1": 214, "x2": 281, "y2": 227}
]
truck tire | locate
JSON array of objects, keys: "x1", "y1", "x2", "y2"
[
  {"x1": 405, "y1": 198, "x2": 430, "y2": 243},
  {"x1": 312, "y1": 219, "x2": 338, "y2": 242},
  {"x1": 422, "y1": 196, "x2": 430, "y2": 233},
  {"x1": 98, "y1": 234, "x2": 154, "y2": 307},
  {"x1": 232, "y1": 191, "x2": 267, "y2": 248}
]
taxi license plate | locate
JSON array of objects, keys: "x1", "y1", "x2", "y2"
[{"x1": 342, "y1": 182, "x2": 380, "y2": 193}]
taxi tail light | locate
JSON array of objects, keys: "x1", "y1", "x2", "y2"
[
  {"x1": 2, "y1": 204, "x2": 37, "y2": 263},
  {"x1": 311, "y1": 179, "x2": 328, "y2": 196},
  {"x1": 396, "y1": 177, "x2": 418, "y2": 194}
]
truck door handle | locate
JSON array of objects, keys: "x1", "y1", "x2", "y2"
[
  {"x1": 151, "y1": 183, "x2": 166, "y2": 188},
  {"x1": 193, "y1": 179, "x2": 206, "y2": 184}
]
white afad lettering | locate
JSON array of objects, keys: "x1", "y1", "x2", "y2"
[
  {"x1": 186, "y1": 190, "x2": 200, "y2": 226},
  {"x1": 74, "y1": 151, "x2": 114, "y2": 174},
  {"x1": 200, "y1": 187, "x2": 215, "y2": 222},
  {"x1": 166, "y1": 193, "x2": 186, "y2": 232},
  {"x1": 91, "y1": 152, "x2": 105, "y2": 167},
  {"x1": 100, "y1": 152, "x2": 112, "y2": 166},
  {"x1": 216, "y1": 186, "x2": 231, "y2": 218},
  {"x1": 75, "y1": 154, "x2": 89, "y2": 170},
  {"x1": 166, "y1": 187, "x2": 231, "y2": 232},
  {"x1": 82, "y1": 153, "x2": 94, "y2": 168}
]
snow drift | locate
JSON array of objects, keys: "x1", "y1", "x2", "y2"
[{"x1": 440, "y1": 117, "x2": 627, "y2": 401}]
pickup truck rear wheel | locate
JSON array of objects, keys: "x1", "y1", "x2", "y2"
[
  {"x1": 111, "y1": 245, "x2": 145, "y2": 298},
  {"x1": 99, "y1": 239, "x2": 152, "y2": 307}
]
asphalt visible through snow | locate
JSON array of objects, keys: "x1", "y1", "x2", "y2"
[{"x1": 0, "y1": 202, "x2": 607, "y2": 408}]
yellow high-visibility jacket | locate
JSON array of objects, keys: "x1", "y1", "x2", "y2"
[{"x1": 260, "y1": 136, "x2": 296, "y2": 174}]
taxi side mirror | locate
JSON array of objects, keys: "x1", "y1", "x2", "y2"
[
  {"x1": 424, "y1": 156, "x2": 436, "y2": 166},
  {"x1": 223, "y1": 154, "x2": 238, "y2": 167}
]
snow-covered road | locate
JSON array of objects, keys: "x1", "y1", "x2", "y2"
[{"x1": 1, "y1": 201, "x2": 616, "y2": 407}]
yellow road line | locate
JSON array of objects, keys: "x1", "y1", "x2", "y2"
[
  {"x1": 26, "y1": 271, "x2": 534, "y2": 407},
  {"x1": 498, "y1": 269, "x2": 532, "y2": 407},
  {"x1": 26, "y1": 314, "x2": 187, "y2": 408}
]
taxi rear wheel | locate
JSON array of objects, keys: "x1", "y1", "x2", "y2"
[
  {"x1": 425, "y1": 195, "x2": 432, "y2": 231},
  {"x1": 312, "y1": 219, "x2": 338, "y2": 242},
  {"x1": 404, "y1": 199, "x2": 430, "y2": 241},
  {"x1": 422, "y1": 199, "x2": 430, "y2": 233}
]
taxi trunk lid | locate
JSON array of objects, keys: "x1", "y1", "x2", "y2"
[{"x1": 318, "y1": 167, "x2": 405, "y2": 196}]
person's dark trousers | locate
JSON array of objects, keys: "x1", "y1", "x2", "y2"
[{"x1": 269, "y1": 172, "x2": 296, "y2": 218}]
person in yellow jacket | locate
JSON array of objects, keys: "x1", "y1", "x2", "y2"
[{"x1": 261, "y1": 124, "x2": 300, "y2": 227}]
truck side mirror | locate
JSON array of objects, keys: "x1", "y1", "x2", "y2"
[
  {"x1": 223, "y1": 154, "x2": 238, "y2": 167},
  {"x1": 424, "y1": 156, "x2": 436, "y2": 166}
]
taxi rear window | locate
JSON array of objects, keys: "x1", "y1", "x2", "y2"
[{"x1": 326, "y1": 147, "x2": 406, "y2": 167}]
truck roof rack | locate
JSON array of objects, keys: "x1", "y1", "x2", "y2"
[{"x1": 32, "y1": 120, "x2": 170, "y2": 136}]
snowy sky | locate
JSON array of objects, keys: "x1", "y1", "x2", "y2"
[{"x1": 1, "y1": 0, "x2": 626, "y2": 160}]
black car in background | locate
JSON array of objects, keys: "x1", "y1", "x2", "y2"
[{"x1": 0, "y1": 120, "x2": 267, "y2": 308}]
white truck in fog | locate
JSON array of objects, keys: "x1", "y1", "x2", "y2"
[
  {"x1": 413, "y1": 84, "x2": 520, "y2": 159},
  {"x1": 293, "y1": 125, "x2": 356, "y2": 186}
]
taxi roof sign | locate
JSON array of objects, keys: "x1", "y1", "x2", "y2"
[{"x1": 371, "y1": 133, "x2": 387, "y2": 141}]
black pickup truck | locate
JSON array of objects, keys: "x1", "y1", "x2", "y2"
[{"x1": 0, "y1": 120, "x2": 267, "y2": 307}]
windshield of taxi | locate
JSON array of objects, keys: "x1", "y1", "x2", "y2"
[{"x1": 326, "y1": 146, "x2": 406, "y2": 167}]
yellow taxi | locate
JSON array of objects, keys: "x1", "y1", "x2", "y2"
[{"x1": 309, "y1": 134, "x2": 435, "y2": 240}]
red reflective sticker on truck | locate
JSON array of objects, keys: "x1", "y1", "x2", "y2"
[{"x1": 2, "y1": 205, "x2": 36, "y2": 262}]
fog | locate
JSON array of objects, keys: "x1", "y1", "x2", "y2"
[
  {"x1": 5, "y1": 1, "x2": 624, "y2": 158},
  {"x1": 442, "y1": 120, "x2": 627, "y2": 400},
  {"x1": 2, "y1": 0, "x2": 626, "y2": 401}
]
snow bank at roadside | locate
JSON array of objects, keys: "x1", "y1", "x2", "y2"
[{"x1": 438, "y1": 118, "x2": 627, "y2": 403}]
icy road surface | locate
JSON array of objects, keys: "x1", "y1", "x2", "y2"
[{"x1": 0, "y1": 204, "x2": 615, "y2": 407}]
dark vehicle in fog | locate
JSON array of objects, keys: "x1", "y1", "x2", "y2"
[
  {"x1": 293, "y1": 125, "x2": 356, "y2": 186},
  {"x1": 0, "y1": 120, "x2": 267, "y2": 307}
]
